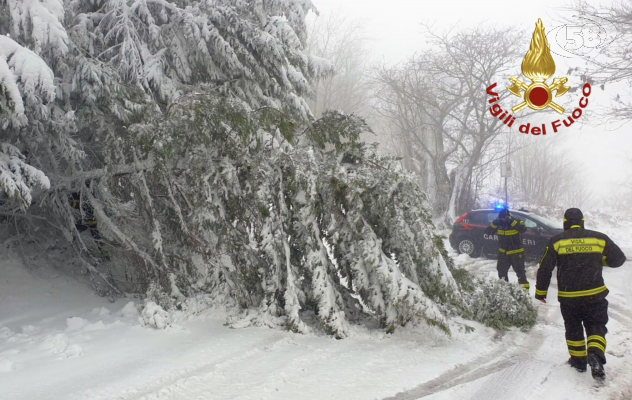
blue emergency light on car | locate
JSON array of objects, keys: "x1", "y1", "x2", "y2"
[{"x1": 494, "y1": 203, "x2": 507, "y2": 211}]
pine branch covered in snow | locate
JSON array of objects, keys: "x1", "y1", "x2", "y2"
[
  {"x1": 0, "y1": 143, "x2": 50, "y2": 209},
  {"x1": 3, "y1": 0, "x2": 68, "y2": 55},
  {"x1": 0, "y1": 35, "x2": 56, "y2": 127},
  {"x1": 63, "y1": 0, "x2": 328, "y2": 114},
  {"x1": 467, "y1": 277, "x2": 537, "y2": 331},
  {"x1": 0, "y1": 29, "x2": 59, "y2": 209}
]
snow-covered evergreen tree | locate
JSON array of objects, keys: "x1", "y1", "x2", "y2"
[
  {"x1": 0, "y1": 0, "x2": 534, "y2": 337},
  {"x1": 0, "y1": 0, "x2": 330, "y2": 282}
]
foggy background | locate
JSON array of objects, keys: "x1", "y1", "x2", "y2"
[{"x1": 308, "y1": 0, "x2": 631, "y2": 214}]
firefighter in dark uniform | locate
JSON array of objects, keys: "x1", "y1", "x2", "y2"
[
  {"x1": 69, "y1": 191, "x2": 100, "y2": 241},
  {"x1": 535, "y1": 208, "x2": 626, "y2": 381},
  {"x1": 486, "y1": 208, "x2": 530, "y2": 290}
]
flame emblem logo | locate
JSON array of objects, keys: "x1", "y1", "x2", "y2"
[{"x1": 507, "y1": 19, "x2": 571, "y2": 114}]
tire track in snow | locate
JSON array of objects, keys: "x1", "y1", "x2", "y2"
[
  {"x1": 391, "y1": 256, "x2": 632, "y2": 400},
  {"x1": 548, "y1": 282, "x2": 632, "y2": 328},
  {"x1": 75, "y1": 332, "x2": 290, "y2": 400},
  {"x1": 128, "y1": 336, "x2": 342, "y2": 400},
  {"x1": 384, "y1": 257, "x2": 547, "y2": 400},
  {"x1": 461, "y1": 359, "x2": 553, "y2": 400},
  {"x1": 610, "y1": 304, "x2": 632, "y2": 326},
  {"x1": 383, "y1": 331, "x2": 547, "y2": 400}
]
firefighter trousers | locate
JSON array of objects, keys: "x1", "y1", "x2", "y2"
[
  {"x1": 76, "y1": 222, "x2": 100, "y2": 241},
  {"x1": 497, "y1": 252, "x2": 529, "y2": 288},
  {"x1": 560, "y1": 298, "x2": 608, "y2": 364}
]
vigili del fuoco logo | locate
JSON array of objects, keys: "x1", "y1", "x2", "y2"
[{"x1": 486, "y1": 18, "x2": 592, "y2": 136}]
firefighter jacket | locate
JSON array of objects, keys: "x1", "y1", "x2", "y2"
[
  {"x1": 486, "y1": 215, "x2": 527, "y2": 255},
  {"x1": 69, "y1": 192, "x2": 97, "y2": 226},
  {"x1": 535, "y1": 226, "x2": 626, "y2": 302}
]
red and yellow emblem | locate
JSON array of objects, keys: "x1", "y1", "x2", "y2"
[{"x1": 508, "y1": 19, "x2": 571, "y2": 114}]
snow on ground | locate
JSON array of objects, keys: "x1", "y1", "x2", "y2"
[
  {"x1": 0, "y1": 258, "x2": 498, "y2": 400},
  {"x1": 402, "y1": 246, "x2": 632, "y2": 400},
  {"x1": 1, "y1": 224, "x2": 632, "y2": 399}
]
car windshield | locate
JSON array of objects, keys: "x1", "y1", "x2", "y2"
[{"x1": 529, "y1": 214, "x2": 563, "y2": 229}]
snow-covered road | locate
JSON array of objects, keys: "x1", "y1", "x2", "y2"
[
  {"x1": 0, "y1": 259, "x2": 495, "y2": 400},
  {"x1": 389, "y1": 248, "x2": 632, "y2": 400},
  {"x1": 1, "y1": 247, "x2": 631, "y2": 399}
]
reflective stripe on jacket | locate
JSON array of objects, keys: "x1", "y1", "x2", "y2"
[
  {"x1": 486, "y1": 216, "x2": 527, "y2": 252},
  {"x1": 535, "y1": 227, "x2": 626, "y2": 301}
]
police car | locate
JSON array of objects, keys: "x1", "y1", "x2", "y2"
[{"x1": 448, "y1": 207, "x2": 563, "y2": 260}]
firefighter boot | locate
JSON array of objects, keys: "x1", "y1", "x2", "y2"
[
  {"x1": 567, "y1": 356, "x2": 587, "y2": 372},
  {"x1": 587, "y1": 353, "x2": 605, "y2": 381}
]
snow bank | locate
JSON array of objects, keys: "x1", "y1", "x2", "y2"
[
  {"x1": 66, "y1": 317, "x2": 89, "y2": 332},
  {"x1": 139, "y1": 301, "x2": 171, "y2": 329},
  {"x1": 121, "y1": 301, "x2": 140, "y2": 318},
  {"x1": 40, "y1": 333, "x2": 69, "y2": 354}
]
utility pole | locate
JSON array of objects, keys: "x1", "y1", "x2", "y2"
[{"x1": 501, "y1": 162, "x2": 512, "y2": 205}]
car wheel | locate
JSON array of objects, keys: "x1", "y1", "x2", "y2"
[
  {"x1": 481, "y1": 243, "x2": 497, "y2": 259},
  {"x1": 457, "y1": 237, "x2": 479, "y2": 258}
]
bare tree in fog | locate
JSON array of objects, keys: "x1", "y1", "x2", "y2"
[
  {"x1": 507, "y1": 136, "x2": 588, "y2": 206},
  {"x1": 374, "y1": 56, "x2": 454, "y2": 216},
  {"x1": 571, "y1": 1, "x2": 632, "y2": 120},
  {"x1": 562, "y1": 177, "x2": 596, "y2": 209},
  {"x1": 563, "y1": 2, "x2": 632, "y2": 209},
  {"x1": 375, "y1": 25, "x2": 523, "y2": 221},
  {"x1": 306, "y1": 11, "x2": 374, "y2": 119}
]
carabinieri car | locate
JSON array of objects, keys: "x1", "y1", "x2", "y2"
[{"x1": 449, "y1": 208, "x2": 563, "y2": 260}]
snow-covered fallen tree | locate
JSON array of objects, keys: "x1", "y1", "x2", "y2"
[
  {"x1": 104, "y1": 97, "x2": 533, "y2": 338},
  {"x1": 0, "y1": 0, "x2": 535, "y2": 338}
]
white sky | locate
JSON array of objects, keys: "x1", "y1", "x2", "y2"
[
  {"x1": 311, "y1": 0, "x2": 581, "y2": 61},
  {"x1": 310, "y1": 0, "x2": 631, "y2": 206}
]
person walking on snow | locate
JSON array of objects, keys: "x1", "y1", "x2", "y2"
[
  {"x1": 486, "y1": 208, "x2": 530, "y2": 290},
  {"x1": 535, "y1": 208, "x2": 626, "y2": 381}
]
